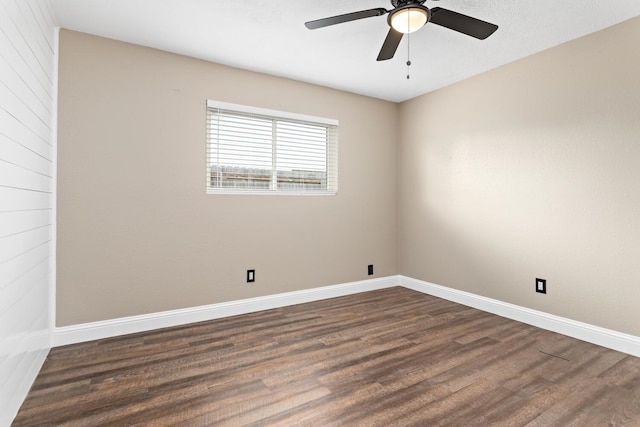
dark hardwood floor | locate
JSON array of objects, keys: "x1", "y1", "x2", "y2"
[{"x1": 13, "y1": 287, "x2": 640, "y2": 426}]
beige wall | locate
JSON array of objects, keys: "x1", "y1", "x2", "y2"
[
  {"x1": 59, "y1": 17, "x2": 640, "y2": 336},
  {"x1": 398, "y1": 16, "x2": 640, "y2": 336},
  {"x1": 57, "y1": 30, "x2": 398, "y2": 326}
]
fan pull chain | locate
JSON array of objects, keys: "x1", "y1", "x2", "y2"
[
  {"x1": 406, "y1": 11, "x2": 411, "y2": 79},
  {"x1": 406, "y1": 33, "x2": 412, "y2": 79}
]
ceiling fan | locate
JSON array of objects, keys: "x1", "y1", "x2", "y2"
[{"x1": 305, "y1": 0, "x2": 498, "y2": 61}]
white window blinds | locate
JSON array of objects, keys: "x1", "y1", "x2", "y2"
[{"x1": 206, "y1": 101, "x2": 338, "y2": 195}]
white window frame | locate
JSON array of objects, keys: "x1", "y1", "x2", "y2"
[{"x1": 206, "y1": 100, "x2": 338, "y2": 195}]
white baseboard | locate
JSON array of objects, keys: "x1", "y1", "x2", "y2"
[
  {"x1": 399, "y1": 275, "x2": 640, "y2": 358},
  {"x1": 54, "y1": 276, "x2": 399, "y2": 347},
  {"x1": 54, "y1": 275, "x2": 640, "y2": 358}
]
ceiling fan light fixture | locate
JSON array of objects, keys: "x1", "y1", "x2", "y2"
[{"x1": 389, "y1": 6, "x2": 429, "y2": 34}]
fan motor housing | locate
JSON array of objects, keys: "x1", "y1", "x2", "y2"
[{"x1": 391, "y1": 0, "x2": 427, "y2": 7}]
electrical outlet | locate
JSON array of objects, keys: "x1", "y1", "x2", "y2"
[
  {"x1": 536, "y1": 278, "x2": 546, "y2": 294},
  {"x1": 368, "y1": 265, "x2": 374, "y2": 276},
  {"x1": 247, "y1": 269, "x2": 255, "y2": 283}
]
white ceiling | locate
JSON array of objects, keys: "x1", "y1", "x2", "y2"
[{"x1": 49, "y1": 0, "x2": 640, "y2": 103}]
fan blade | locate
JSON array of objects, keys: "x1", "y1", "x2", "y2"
[
  {"x1": 377, "y1": 28, "x2": 403, "y2": 61},
  {"x1": 305, "y1": 8, "x2": 388, "y2": 29},
  {"x1": 430, "y1": 7, "x2": 498, "y2": 40}
]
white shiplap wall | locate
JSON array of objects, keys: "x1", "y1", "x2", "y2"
[{"x1": 0, "y1": 0, "x2": 56, "y2": 424}]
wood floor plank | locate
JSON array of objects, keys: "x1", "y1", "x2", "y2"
[{"x1": 12, "y1": 287, "x2": 640, "y2": 426}]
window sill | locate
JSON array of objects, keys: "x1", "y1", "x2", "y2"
[{"x1": 206, "y1": 189, "x2": 337, "y2": 196}]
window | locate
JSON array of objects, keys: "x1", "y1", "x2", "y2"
[{"x1": 206, "y1": 100, "x2": 338, "y2": 195}]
